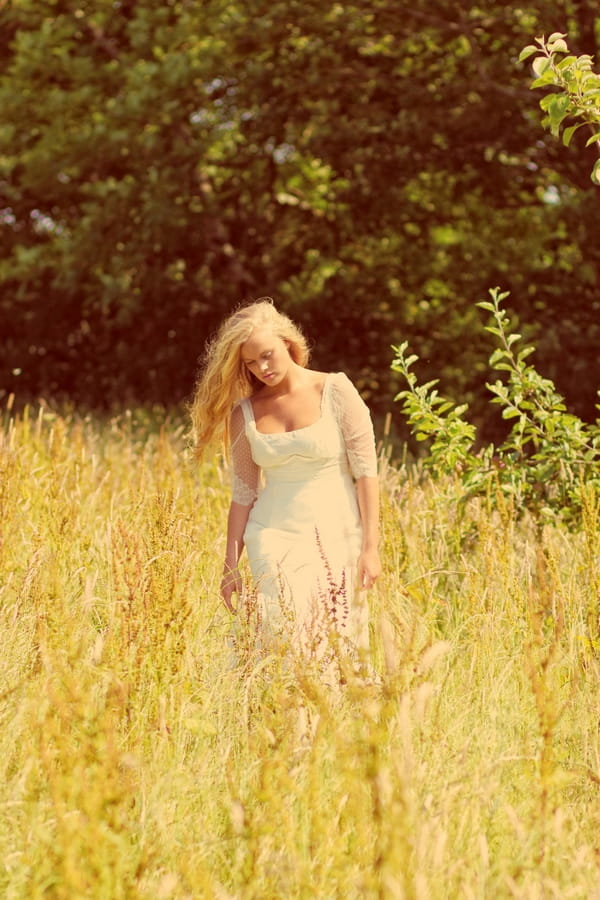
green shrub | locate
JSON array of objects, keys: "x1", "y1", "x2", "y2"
[{"x1": 392, "y1": 287, "x2": 600, "y2": 526}]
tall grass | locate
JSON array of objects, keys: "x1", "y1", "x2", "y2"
[{"x1": 1, "y1": 402, "x2": 599, "y2": 899}]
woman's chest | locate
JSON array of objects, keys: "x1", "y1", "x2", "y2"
[
  {"x1": 248, "y1": 414, "x2": 344, "y2": 468},
  {"x1": 251, "y1": 381, "x2": 326, "y2": 434}
]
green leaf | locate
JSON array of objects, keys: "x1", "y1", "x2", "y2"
[
  {"x1": 517, "y1": 347, "x2": 536, "y2": 362},
  {"x1": 563, "y1": 123, "x2": 585, "y2": 146},
  {"x1": 545, "y1": 93, "x2": 572, "y2": 136},
  {"x1": 548, "y1": 39, "x2": 568, "y2": 54},
  {"x1": 532, "y1": 56, "x2": 551, "y2": 78},
  {"x1": 518, "y1": 45, "x2": 539, "y2": 63}
]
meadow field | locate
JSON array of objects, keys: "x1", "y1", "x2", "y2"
[{"x1": 1, "y1": 402, "x2": 599, "y2": 899}]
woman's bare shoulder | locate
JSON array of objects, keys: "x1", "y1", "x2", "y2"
[{"x1": 310, "y1": 369, "x2": 330, "y2": 387}]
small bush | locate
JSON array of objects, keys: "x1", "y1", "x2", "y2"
[{"x1": 392, "y1": 287, "x2": 600, "y2": 526}]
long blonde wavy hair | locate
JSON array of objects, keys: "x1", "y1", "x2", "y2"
[{"x1": 190, "y1": 299, "x2": 310, "y2": 458}]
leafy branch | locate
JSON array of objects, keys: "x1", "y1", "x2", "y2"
[
  {"x1": 392, "y1": 288, "x2": 600, "y2": 524},
  {"x1": 519, "y1": 33, "x2": 600, "y2": 184}
]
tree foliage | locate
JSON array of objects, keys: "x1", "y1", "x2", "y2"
[
  {"x1": 519, "y1": 32, "x2": 600, "y2": 182},
  {"x1": 1, "y1": 1, "x2": 599, "y2": 427},
  {"x1": 391, "y1": 33, "x2": 600, "y2": 524}
]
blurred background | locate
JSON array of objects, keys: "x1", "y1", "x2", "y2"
[{"x1": 1, "y1": 0, "x2": 598, "y2": 442}]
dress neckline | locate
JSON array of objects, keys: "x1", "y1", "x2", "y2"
[{"x1": 246, "y1": 373, "x2": 332, "y2": 437}]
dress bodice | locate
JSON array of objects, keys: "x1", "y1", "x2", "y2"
[
  {"x1": 229, "y1": 371, "x2": 378, "y2": 506},
  {"x1": 240, "y1": 375, "x2": 348, "y2": 485}
]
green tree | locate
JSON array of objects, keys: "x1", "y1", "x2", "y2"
[
  {"x1": 1, "y1": 0, "x2": 234, "y2": 404},
  {"x1": 1, "y1": 1, "x2": 598, "y2": 429}
]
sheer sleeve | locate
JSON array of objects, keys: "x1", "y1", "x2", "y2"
[
  {"x1": 229, "y1": 403, "x2": 259, "y2": 506},
  {"x1": 330, "y1": 372, "x2": 378, "y2": 479}
]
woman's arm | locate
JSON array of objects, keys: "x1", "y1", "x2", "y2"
[
  {"x1": 356, "y1": 475, "x2": 381, "y2": 589},
  {"x1": 221, "y1": 403, "x2": 259, "y2": 612},
  {"x1": 330, "y1": 373, "x2": 381, "y2": 590},
  {"x1": 221, "y1": 500, "x2": 253, "y2": 612}
]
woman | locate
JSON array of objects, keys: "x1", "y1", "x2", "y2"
[{"x1": 191, "y1": 299, "x2": 380, "y2": 657}]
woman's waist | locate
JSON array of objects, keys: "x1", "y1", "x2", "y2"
[
  {"x1": 249, "y1": 473, "x2": 359, "y2": 527},
  {"x1": 261, "y1": 459, "x2": 349, "y2": 485}
]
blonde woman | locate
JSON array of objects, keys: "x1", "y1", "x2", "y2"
[{"x1": 191, "y1": 299, "x2": 380, "y2": 654}]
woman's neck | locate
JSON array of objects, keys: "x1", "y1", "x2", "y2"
[{"x1": 259, "y1": 362, "x2": 312, "y2": 398}]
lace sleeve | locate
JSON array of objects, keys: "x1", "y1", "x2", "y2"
[
  {"x1": 230, "y1": 403, "x2": 259, "y2": 506},
  {"x1": 330, "y1": 372, "x2": 378, "y2": 479}
]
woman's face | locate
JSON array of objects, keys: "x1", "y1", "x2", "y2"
[{"x1": 240, "y1": 328, "x2": 291, "y2": 387}]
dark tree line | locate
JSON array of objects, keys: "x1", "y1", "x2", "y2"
[{"x1": 1, "y1": 0, "x2": 598, "y2": 436}]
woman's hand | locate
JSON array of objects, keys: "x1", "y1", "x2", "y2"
[
  {"x1": 358, "y1": 547, "x2": 381, "y2": 591},
  {"x1": 221, "y1": 566, "x2": 242, "y2": 613}
]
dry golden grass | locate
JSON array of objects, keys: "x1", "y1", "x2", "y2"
[{"x1": 1, "y1": 403, "x2": 599, "y2": 899}]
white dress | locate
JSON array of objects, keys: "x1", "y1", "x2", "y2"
[{"x1": 230, "y1": 372, "x2": 378, "y2": 654}]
